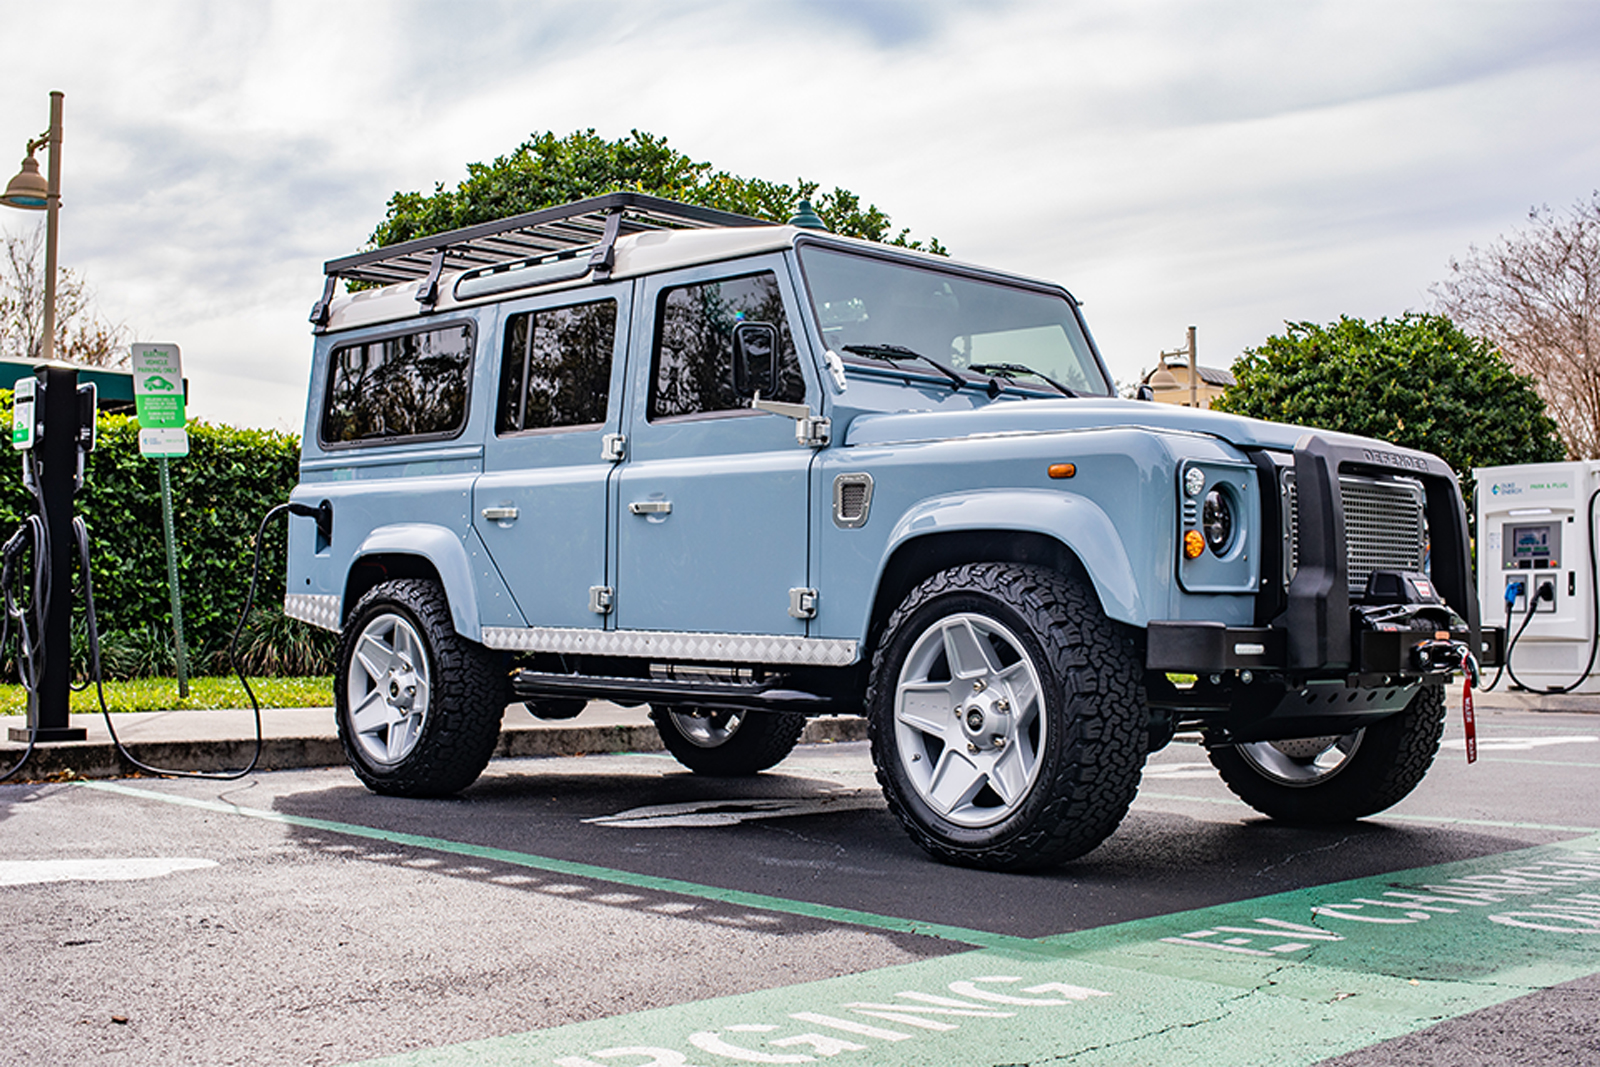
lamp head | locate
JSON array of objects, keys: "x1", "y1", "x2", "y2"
[{"x1": 1, "y1": 153, "x2": 48, "y2": 210}]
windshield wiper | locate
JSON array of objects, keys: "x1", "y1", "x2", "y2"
[
  {"x1": 842, "y1": 344, "x2": 967, "y2": 391},
  {"x1": 968, "y1": 362, "x2": 1079, "y2": 398}
]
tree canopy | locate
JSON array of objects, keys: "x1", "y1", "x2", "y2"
[
  {"x1": 1433, "y1": 192, "x2": 1600, "y2": 459},
  {"x1": 367, "y1": 128, "x2": 945, "y2": 254},
  {"x1": 1211, "y1": 313, "x2": 1564, "y2": 502}
]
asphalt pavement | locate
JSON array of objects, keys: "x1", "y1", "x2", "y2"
[{"x1": 1, "y1": 683, "x2": 1597, "y2": 1066}]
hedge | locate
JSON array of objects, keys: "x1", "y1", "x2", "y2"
[{"x1": 0, "y1": 393, "x2": 332, "y2": 676}]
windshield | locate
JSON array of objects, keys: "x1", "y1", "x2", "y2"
[{"x1": 797, "y1": 245, "x2": 1112, "y2": 397}]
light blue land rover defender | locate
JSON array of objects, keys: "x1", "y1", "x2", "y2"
[{"x1": 287, "y1": 193, "x2": 1487, "y2": 870}]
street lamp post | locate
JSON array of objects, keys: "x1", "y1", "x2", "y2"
[
  {"x1": 3, "y1": 91, "x2": 85, "y2": 743},
  {"x1": 2, "y1": 90, "x2": 63, "y2": 361}
]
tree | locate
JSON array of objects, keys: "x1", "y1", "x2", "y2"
[
  {"x1": 1433, "y1": 193, "x2": 1600, "y2": 459},
  {"x1": 0, "y1": 225, "x2": 129, "y2": 366},
  {"x1": 1211, "y1": 313, "x2": 1564, "y2": 504},
  {"x1": 367, "y1": 128, "x2": 945, "y2": 254}
]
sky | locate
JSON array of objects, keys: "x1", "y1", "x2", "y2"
[{"x1": 2, "y1": 0, "x2": 1599, "y2": 432}]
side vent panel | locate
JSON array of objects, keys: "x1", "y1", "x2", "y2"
[{"x1": 832, "y1": 473, "x2": 874, "y2": 529}]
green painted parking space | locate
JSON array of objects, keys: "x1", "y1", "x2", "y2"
[
  {"x1": 81, "y1": 781, "x2": 1600, "y2": 1067},
  {"x1": 345, "y1": 837, "x2": 1600, "y2": 1067}
]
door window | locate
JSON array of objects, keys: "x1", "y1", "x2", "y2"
[
  {"x1": 496, "y1": 299, "x2": 618, "y2": 434},
  {"x1": 650, "y1": 271, "x2": 805, "y2": 420}
]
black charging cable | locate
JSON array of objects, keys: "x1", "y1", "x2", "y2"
[
  {"x1": 79, "y1": 505, "x2": 314, "y2": 779},
  {"x1": 1, "y1": 450, "x2": 55, "y2": 783}
]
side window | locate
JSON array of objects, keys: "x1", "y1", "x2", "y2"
[
  {"x1": 497, "y1": 299, "x2": 617, "y2": 434},
  {"x1": 322, "y1": 323, "x2": 473, "y2": 445},
  {"x1": 650, "y1": 271, "x2": 805, "y2": 420}
]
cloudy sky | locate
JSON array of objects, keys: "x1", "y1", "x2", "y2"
[{"x1": 3, "y1": 0, "x2": 1598, "y2": 431}]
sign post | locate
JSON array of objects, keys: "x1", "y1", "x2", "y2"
[{"x1": 131, "y1": 343, "x2": 190, "y2": 697}]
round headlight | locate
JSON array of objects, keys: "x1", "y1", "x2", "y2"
[
  {"x1": 1184, "y1": 467, "x2": 1206, "y2": 497},
  {"x1": 1202, "y1": 488, "x2": 1234, "y2": 555}
]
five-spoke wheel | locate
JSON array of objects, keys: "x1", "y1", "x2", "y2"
[
  {"x1": 335, "y1": 579, "x2": 507, "y2": 797},
  {"x1": 868, "y1": 563, "x2": 1146, "y2": 871},
  {"x1": 892, "y1": 612, "x2": 1045, "y2": 827}
]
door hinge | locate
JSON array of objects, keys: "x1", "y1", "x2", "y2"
[
  {"x1": 788, "y1": 587, "x2": 818, "y2": 619},
  {"x1": 589, "y1": 586, "x2": 614, "y2": 615},
  {"x1": 601, "y1": 433, "x2": 627, "y2": 462}
]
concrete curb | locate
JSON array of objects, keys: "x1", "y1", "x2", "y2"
[{"x1": 0, "y1": 715, "x2": 870, "y2": 783}]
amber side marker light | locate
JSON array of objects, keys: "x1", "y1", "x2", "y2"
[
  {"x1": 1183, "y1": 530, "x2": 1205, "y2": 560},
  {"x1": 1048, "y1": 463, "x2": 1076, "y2": 479}
]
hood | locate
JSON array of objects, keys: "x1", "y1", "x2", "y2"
[{"x1": 841, "y1": 397, "x2": 1312, "y2": 452}]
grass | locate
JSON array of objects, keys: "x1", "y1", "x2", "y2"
[{"x1": 0, "y1": 675, "x2": 334, "y2": 715}]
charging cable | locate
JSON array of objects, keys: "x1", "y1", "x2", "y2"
[
  {"x1": 1, "y1": 451, "x2": 55, "y2": 783},
  {"x1": 80, "y1": 505, "x2": 312, "y2": 779},
  {"x1": 3, "y1": 498, "x2": 306, "y2": 782}
]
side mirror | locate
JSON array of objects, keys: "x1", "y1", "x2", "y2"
[
  {"x1": 732, "y1": 321, "x2": 780, "y2": 398},
  {"x1": 1135, "y1": 383, "x2": 1156, "y2": 402}
]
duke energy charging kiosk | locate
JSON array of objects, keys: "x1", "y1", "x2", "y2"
[{"x1": 1475, "y1": 460, "x2": 1600, "y2": 692}]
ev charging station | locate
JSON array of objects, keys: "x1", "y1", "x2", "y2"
[{"x1": 1475, "y1": 460, "x2": 1600, "y2": 693}]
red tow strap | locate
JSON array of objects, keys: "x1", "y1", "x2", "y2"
[{"x1": 1461, "y1": 655, "x2": 1478, "y2": 765}]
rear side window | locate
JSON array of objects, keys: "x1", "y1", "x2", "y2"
[
  {"x1": 650, "y1": 271, "x2": 805, "y2": 420},
  {"x1": 497, "y1": 300, "x2": 617, "y2": 434},
  {"x1": 322, "y1": 324, "x2": 474, "y2": 445}
]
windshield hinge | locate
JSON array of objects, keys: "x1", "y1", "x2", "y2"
[{"x1": 753, "y1": 394, "x2": 830, "y2": 448}]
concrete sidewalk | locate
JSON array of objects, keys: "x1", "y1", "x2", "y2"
[
  {"x1": 0, "y1": 701, "x2": 869, "y2": 783},
  {"x1": 1, "y1": 682, "x2": 1591, "y2": 784}
]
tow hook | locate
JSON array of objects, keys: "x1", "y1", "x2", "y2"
[{"x1": 1411, "y1": 635, "x2": 1474, "y2": 679}]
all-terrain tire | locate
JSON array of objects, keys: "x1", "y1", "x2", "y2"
[
  {"x1": 650, "y1": 707, "x2": 807, "y2": 776},
  {"x1": 335, "y1": 579, "x2": 507, "y2": 797},
  {"x1": 1207, "y1": 684, "x2": 1447, "y2": 824},
  {"x1": 866, "y1": 563, "x2": 1146, "y2": 871}
]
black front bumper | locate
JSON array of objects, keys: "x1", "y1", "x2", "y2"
[{"x1": 1147, "y1": 619, "x2": 1504, "y2": 676}]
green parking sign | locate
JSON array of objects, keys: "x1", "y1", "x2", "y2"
[{"x1": 132, "y1": 343, "x2": 187, "y2": 457}]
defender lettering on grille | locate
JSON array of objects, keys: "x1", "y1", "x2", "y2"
[{"x1": 1360, "y1": 448, "x2": 1430, "y2": 472}]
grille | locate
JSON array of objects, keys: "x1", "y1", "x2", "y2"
[
  {"x1": 832, "y1": 473, "x2": 874, "y2": 529},
  {"x1": 1285, "y1": 473, "x2": 1426, "y2": 595}
]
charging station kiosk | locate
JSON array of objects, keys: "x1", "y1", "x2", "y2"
[{"x1": 1475, "y1": 460, "x2": 1600, "y2": 692}]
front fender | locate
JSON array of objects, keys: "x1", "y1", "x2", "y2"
[
  {"x1": 352, "y1": 524, "x2": 484, "y2": 642},
  {"x1": 882, "y1": 489, "x2": 1146, "y2": 625}
]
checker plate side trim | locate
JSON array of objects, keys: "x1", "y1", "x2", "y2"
[
  {"x1": 482, "y1": 626, "x2": 858, "y2": 666},
  {"x1": 284, "y1": 594, "x2": 341, "y2": 632}
]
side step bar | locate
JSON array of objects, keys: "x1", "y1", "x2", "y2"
[{"x1": 509, "y1": 670, "x2": 847, "y2": 714}]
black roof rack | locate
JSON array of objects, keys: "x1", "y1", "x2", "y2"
[{"x1": 311, "y1": 192, "x2": 771, "y2": 327}]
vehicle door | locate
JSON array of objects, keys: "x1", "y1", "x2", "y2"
[
  {"x1": 473, "y1": 285, "x2": 630, "y2": 630},
  {"x1": 613, "y1": 257, "x2": 818, "y2": 636}
]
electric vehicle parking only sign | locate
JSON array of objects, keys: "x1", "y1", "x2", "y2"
[{"x1": 132, "y1": 343, "x2": 187, "y2": 457}]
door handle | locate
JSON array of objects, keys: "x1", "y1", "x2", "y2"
[
  {"x1": 481, "y1": 506, "x2": 519, "y2": 521},
  {"x1": 628, "y1": 500, "x2": 672, "y2": 515}
]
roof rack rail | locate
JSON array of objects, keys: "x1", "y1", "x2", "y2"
[{"x1": 311, "y1": 192, "x2": 771, "y2": 328}]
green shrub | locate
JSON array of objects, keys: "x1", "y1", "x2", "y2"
[{"x1": 0, "y1": 393, "x2": 313, "y2": 677}]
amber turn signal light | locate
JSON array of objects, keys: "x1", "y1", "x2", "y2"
[
  {"x1": 1048, "y1": 463, "x2": 1076, "y2": 479},
  {"x1": 1183, "y1": 529, "x2": 1205, "y2": 560}
]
